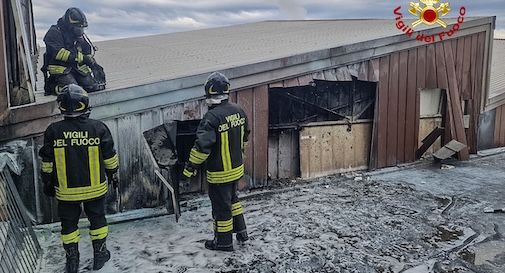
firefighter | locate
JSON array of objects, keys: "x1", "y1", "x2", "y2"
[
  {"x1": 183, "y1": 72, "x2": 250, "y2": 251},
  {"x1": 42, "y1": 7, "x2": 105, "y2": 96},
  {"x1": 39, "y1": 84, "x2": 119, "y2": 273}
]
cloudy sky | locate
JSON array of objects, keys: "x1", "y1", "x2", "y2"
[{"x1": 33, "y1": 0, "x2": 505, "y2": 45}]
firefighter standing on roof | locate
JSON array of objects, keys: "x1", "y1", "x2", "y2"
[
  {"x1": 183, "y1": 72, "x2": 250, "y2": 251},
  {"x1": 42, "y1": 7, "x2": 105, "y2": 96},
  {"x1": 39, "y1": 84, "x2": 118, "y2": 273}
]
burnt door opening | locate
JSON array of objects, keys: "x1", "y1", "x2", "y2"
[{"x1": 268, "y1": 77, "x2": 377, "y2": 179}]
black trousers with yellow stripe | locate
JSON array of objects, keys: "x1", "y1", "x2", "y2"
[
  {"x1": 58, "y1": 197, "x2": 108, "y2": 245},
  {"x1": 208, "y1": 180, "x2": 247, "y2": 247},
  {"x1": 47, "y1": 72, "x2": 99, "y2": 95}
]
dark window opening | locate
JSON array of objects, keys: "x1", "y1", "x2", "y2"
[{"x1": 269, "y1": 78, "x2": 376, "y2": 130}]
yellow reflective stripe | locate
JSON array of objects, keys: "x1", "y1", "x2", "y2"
[
  {"x1": 207, "y1": 164, "x2": 244, "y2": 184},
  {"x1": 55, "y1": 48, "x2": 71, "y2": 61},
  {"x1": 76, "y1": 52, "x2": 84, "y2": 63},
  {"x1": 41, "y1": 161, "x2": 53, "y2": 173},
  {"x1": 78, "y1": 64, "x2": 91, "y2": 74},
  {"x1": 221, "y1": 131, "x2": 232, "y2": 171},
  {"x1": 183, "y1": 169, "x2": 193, "y2": 178},
  {"x1": 90, "y1": 226, "x2": 108, "y2": 241},
  {"x1": 56, "y1": 182, "x2": 108, "y2": 201},
  {"x1": 88, "y1": 146, "x2": 100, "y2": 187},
  {"x1": 232, "y1": 202, "x2": 244, "y2": 216},
  {"x1": 54, "y1": 148, "x2": 67, "y2": 189},
  {"x1": 189, "y1": 148, "x2": 209, "y2": 165},
  {"x1": 104, "y1": 154, "x2": 119, "y2": 170},
  {"x1": 215, "y1": 219, "x2": 233, "y2": 233},
  {"x1": 48, "y1": 65, "x2": 67, "y2": 74},
  {"x1": 61, "y1": 230, "x2": 80, "y2": 244}
]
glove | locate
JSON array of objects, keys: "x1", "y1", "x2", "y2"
[
  {"x1": 83, "y1": 55, "x2": 96, "y2": 66},
  {"x1": 182, "y1": 162, "x2": 197, "y2": 179},
  {"x1": 106, "y1": 171, "x2": 119, "y2": 189},
  {"x1": 43, "y1": 182, "x2": 55, "y2": 197}
]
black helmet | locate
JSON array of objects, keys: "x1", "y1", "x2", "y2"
[
  {"x1": 64, "y1": 8, "x2": 88, "y2": 37},
  {"x1": 57, "y1": 84, "x2": 90, "y2": 117},
  {"x1": 204, "y1": 72, "x2": 230, "y2": 104}
]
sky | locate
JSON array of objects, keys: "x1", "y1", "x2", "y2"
[{"x1": 33, "y1": 0, "x2": 505, "y2": 45}]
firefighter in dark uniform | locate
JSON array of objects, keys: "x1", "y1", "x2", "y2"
[
  {"x1": 183, "y1": 72, "x2": 250, "y2": 251},
  {"x1": 42, "y1": 8, "x2": 103, "y2": 96},
  {"x1": 39, "y1": 84, "x2": 118, "y2": 273}
]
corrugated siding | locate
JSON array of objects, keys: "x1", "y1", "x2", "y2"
[{"x1": 372, "y1": 32, "x2": 487, "y2": 168}]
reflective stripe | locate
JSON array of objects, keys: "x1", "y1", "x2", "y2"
[
  {"x1": 220, "y1": 131, "x2": 232, "y2": 171},
  {"x1": 76, "y1": 52, "x2": 84, "y2": 63},
  {"x1": 90, "y1": 226, "x2": 108, "y2": 241},
  {"x1": 88, "y1": 146, "x2": 100, "y2": 187},
  {"x1": 78, "y1": 64, "x2": 91, "y2": 74},
  {"x1": 61, "y1": 230, "x2": 80, "y2": 244},
  {"x1": 104, "y1": 154, "x2": 119, "y2": 170},
  {"x1": 48, "y1": 65, "x2": 67, "y2": 75},
  {"x1": 54, "y1": 148, "x2": 67, "y2": 189},
  {"x1": 56, "y1": 182, "x2": 108, "y2": 202},
  {"x1": 189, "y1": 148, "x2": 209, "y2": 165},
  {"x1": 215, "y1": 219, "x2": 233, "y2": 233},
  {"x1": 183, "y1": 168, "x2": 193, "y2": 178},
  {"x1": 55, "y1": 48, "x2": 71, "y2": 62},
  {"x1": 41, "y1": 161, "x2": 53, "y2": 173},
  {"x1": 207, "y1": 164, "x2": 244, "y2": 184},
  {"x1": 232, "y1": 202, "x2": 244, "y2": 216}
]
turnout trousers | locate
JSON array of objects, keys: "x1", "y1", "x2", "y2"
[
  {"x1": 208, "y1": 180, "x2": 247, "y2": 247},
  {"x1": 58, "y1": 197, "x2": 108, "y2": 246}
]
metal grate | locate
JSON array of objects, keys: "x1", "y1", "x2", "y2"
[{"x1": 0, "y1": 169, "x2": 41, "y2": 273}]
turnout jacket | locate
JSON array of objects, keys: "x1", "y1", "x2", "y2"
[
  {"x1": 43, "y1": 18, "x2": 92, "y2": 76},
  {"x1": 39, "y1": 117, "x2": 118, "y2": 202},
  {"x1": 189, "y1": 101, "x2": 250, "y2": 184}
]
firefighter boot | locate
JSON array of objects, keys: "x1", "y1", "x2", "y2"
[
  {"x1": 204, "y1": 233, "x2": 233, "y2": 252},
  {"x1": 236, "y1": 231, "x2": 249, "y2": 243},
  {"x1": 63, "y1": 243, "x2": 79, "y2": 273},
  {"x1": 92, "y1": 239, "x2": 111, "y2": 270}
]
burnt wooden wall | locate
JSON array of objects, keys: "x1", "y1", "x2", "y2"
[{"x1": 372, "y1": 32, "x2": 487, "y2": 169}]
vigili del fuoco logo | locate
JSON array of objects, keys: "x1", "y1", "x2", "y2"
[{"x1": 394, "y1": 0, "x2": 466, "y2": 43}]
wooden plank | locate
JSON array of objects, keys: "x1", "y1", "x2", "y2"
[
  {"x1": 470, "y1": 32, "x2": 486, "y2": 153},
  {"x1": 469, "y1": 34, "x2": 478, "y2": 100},
  {"x1": 455, "y1": 38, "x2": 465, "y2": 94},
  {"x1": 182, "y1": 100, "x2": 202, "y2": 120},
  {"x1": 252, "y1": 85, "x2": 269, "y2": 187},
  {"x1": 353, "y1": 123, "x2": 372, "y2": 168},
  {"x1": 397, "y1": 51, "x2": 409, "y2": 163},
  {"x1": 0, "y1": 0, "x2": 8, "y2": 117},
  {"x1": 284, "y1": 78, "x2": 299, "y2": 87},
  {"x1": 461, "y1": 36, "x2": 473, "y2": 100},
  {"x1": 269, "y1": 82, "x2": 284, "y2": 88},
  {"x1": 297, "y1": 74, "x2": 313, "y2": 86},
  {"x1": 299, "y1": 129, "x2": 311, "y2": 178},
  {"x1": 324, "y1": 69, "x2": 337, "y2": 81},
  {"x1": 278, "y1": 130, "x2": 294, "y2": 178},
  {"x1": 237, "y1": 89, "x2": 254, "y2": 187},
  {"x1": 443, "y1": 41, "x2": 469, "y2": 159},
  {"x1": 312, "y1": 71, "x2": 325, "y2": 80},
  {"x1": 320, "y1": 128, "x2": 334, "y2": 175},
  {"x1": 426, "y1": 44, "x2": 437, "y2": 89},
  {"x1": 414, "y1": 46, "x2": 425, "y2": 161},
  {"x1": 268, "y1": 134, "x2": 279, "y2": 179},
  {"x1": 494, "y1": 106, "x2": 502, "y2": 147},
  {"x1": 386, "y1": 52, "x2": 399, "y2": 167},
  {"x1": 229, "y1": 91, "x2": 237, "y2": 103},
  {"x1": 435, "y1": 42, "x2": 454, "y2": 144},
  {"x1": 161, "y1": 103, "x2": 184, "y2": 122},
  {"x1": 377, "y1": 56, "x2": 390, "y2": 168},
  {"x1": 116, "y1": 115, "x2": 142, "y2": 211}
]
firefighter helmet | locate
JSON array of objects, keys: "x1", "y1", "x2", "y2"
[
  {"x1": 204, "y1": 72, "x2": 230, "y2": 105},
  {"x1": 57, "y1": 84, "x2": 90, "y2": 117},
  {"x1": 64, "y1": 8, "x2": 88, "y2": 37}
]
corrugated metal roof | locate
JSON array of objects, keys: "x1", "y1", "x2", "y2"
[
  {"x1": 490, "y1": 39, "x2": 505, "y2": 99},
  {"x1": 37, "y1": 19, "x2": 479, "y2": 92}
]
